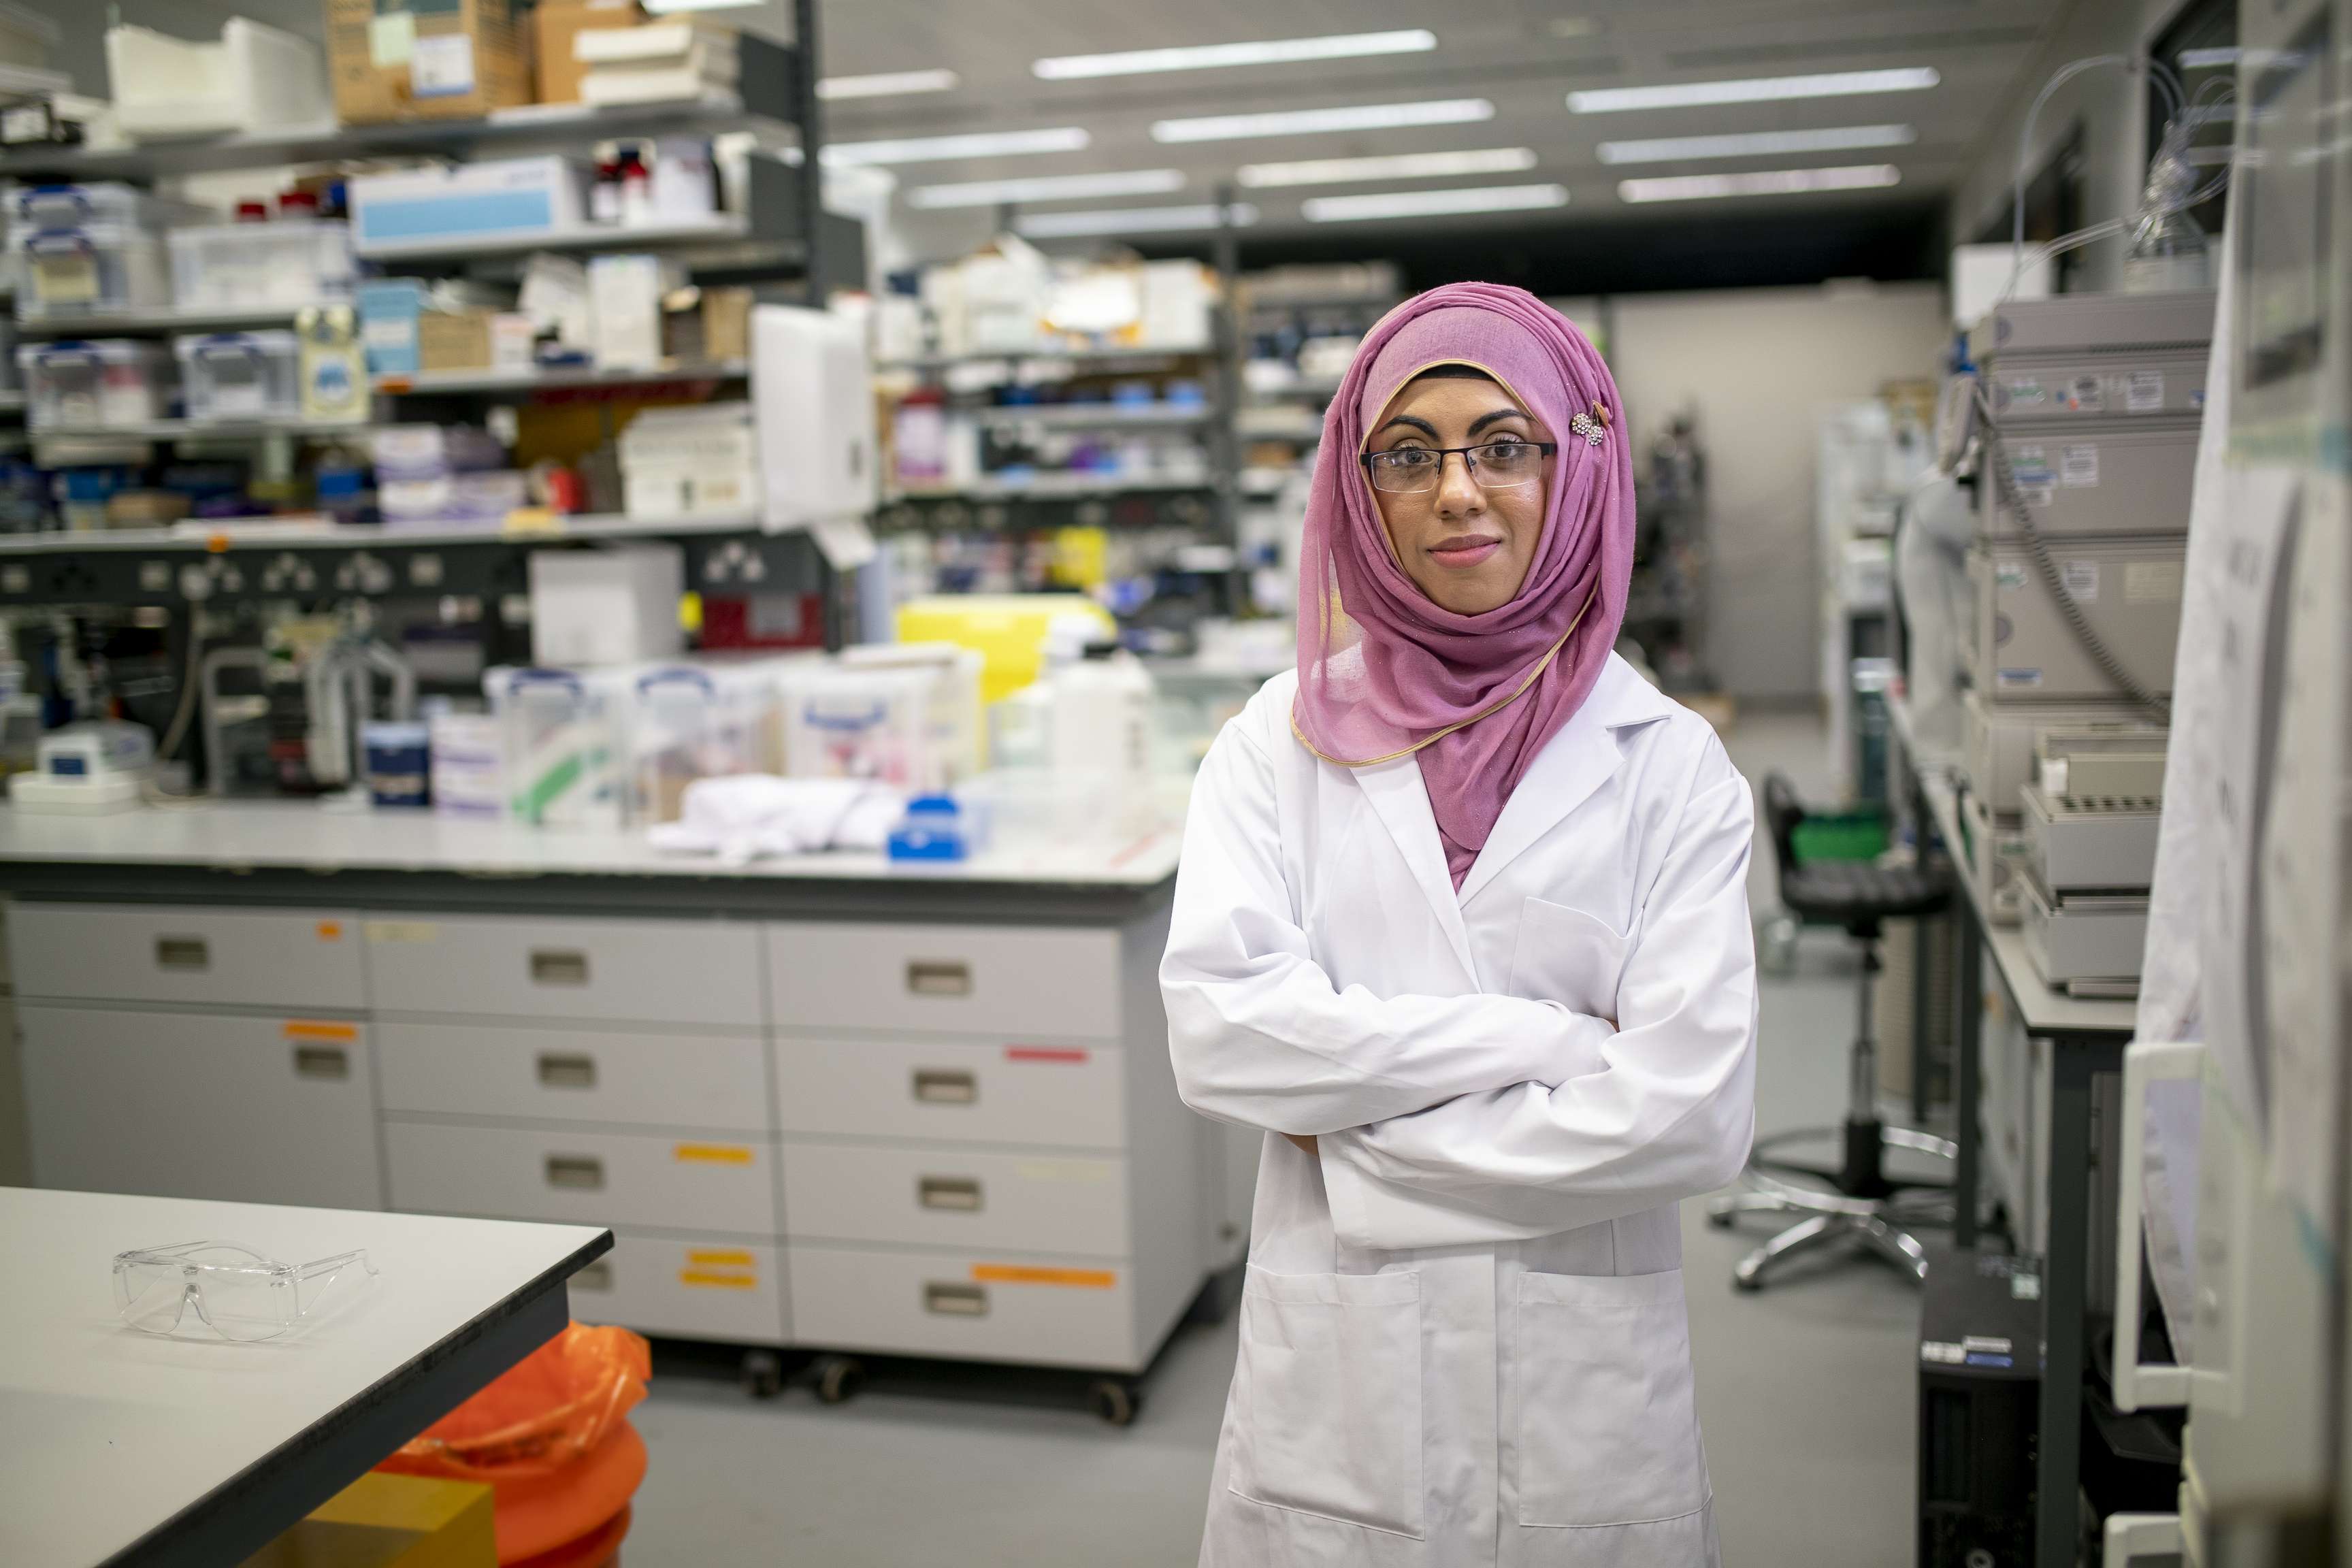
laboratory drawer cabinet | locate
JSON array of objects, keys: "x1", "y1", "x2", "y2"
[
  {"x1": 786, "y1": 1244, "x2": 1139, "y2": 1371},
  {"x1": 376, "y1": 1021, "x2": 771, "y2": 1133},
  {"x1": 781, "y1": 1143, "x2": 1130, "y2": 1257},
  {"x1": 772, "y1": 1036, "x2": 1126, "y2": 1149},
  {"x1": 12, "y1": 904, "x2": 365, "y2": 1011},
  {"x1": 768, "y1": 922, "x2": 1122, "y2": 1040},
  {"x1": 385, "y1": 1120, "x2": 779, "y2": 1235},
  {"x1": 18, "y1": 1004, "x2": 383, "y2": 1209},
  {"x1": 568, "y1": 1230, "x2": 788, "y2": 1345},
  {"x1": 365, "y1": 914, "x2": 764, "y2": 1028}
]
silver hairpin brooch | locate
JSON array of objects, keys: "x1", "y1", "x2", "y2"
[{"x1": 1568, "y1": 401, "x2": 1611, "y2": 447}]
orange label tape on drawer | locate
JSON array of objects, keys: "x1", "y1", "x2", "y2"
[
  {"x1": 680, "y1": 1253, "x2": 761, "y2": 1290},
  {"x1": 970, "y1": 1264, "x2": 1117, "y2": 1290},
  {"x1": 672, "y1": 1143, "x2": 756, "y2": 1166},
  {"x1": 1004, "y1": 1047, "x2": 1090, "y2": 1064},
  {"x1": 283, "y1": 1020, "x2": 359, "y2": 1043},
  {"x1": 315, "y1": 921, "x2": 344, "y2": 942}
]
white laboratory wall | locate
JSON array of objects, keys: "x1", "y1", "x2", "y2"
[
  {"x1": 1607, "y1": 280, "x2": 1948, "y2": 703},
  {"x1": 1946, "y1": 0, "x2": 2202, "y2": 297}
]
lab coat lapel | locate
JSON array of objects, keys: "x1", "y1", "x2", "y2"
[
  {"x1": 1353, "y1": 755, "x2": 1480, "y2": 985},
  {"x1": 1456, "y1": 657, "x2": 1676, "y2": 906}
]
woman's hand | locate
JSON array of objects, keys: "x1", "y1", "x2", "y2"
[{"x1": 1284, "y1": 1132, "x2": 1318, "y2": 1157}]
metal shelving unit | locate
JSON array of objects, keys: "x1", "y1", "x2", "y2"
[
  {"x1": 374, "y1": 360, "x2": 749, "y2": 395},
  {"x1": 0, "y1": 93, "x2": 789, "y2": 182},
  {"x1": 28, "y1": 419, "x2": 385, "y2": 442},
  {"x1": 0, "y1": 0, "x2": 849, "y2": 594},
  {"x1": 16, "y1": 305, "x2": 321, "y2": 339}
]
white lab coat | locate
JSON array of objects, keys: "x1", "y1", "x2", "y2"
[{"x1": 1163, "y1": 653, "x2": 1758, "y2": 1568}]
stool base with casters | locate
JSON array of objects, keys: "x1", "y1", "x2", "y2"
[{"x1": 1714, "y1": 773, "x2": 1957, "y2": 1292}]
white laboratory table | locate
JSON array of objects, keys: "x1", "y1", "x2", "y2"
[
  {"x1": 0, "y1": 1186, "x2": 607, "y2": 1568},
  {"x1": 1886, "y1": 699, "x2": 2136, "y2": 1568},
  {"x1": 0, "y1": 798, "x2": 1229, "y2": 1420}
]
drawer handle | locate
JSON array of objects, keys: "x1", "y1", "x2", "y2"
[
  {"x1": 530, "y1": 949, "x2": 591, "y2": 986},
  {"x1": 545, "y1": 1155, "x2": 604, "y2": 1190},
  {"x1": 572, "y1": 1259, "x2": 613, "y2": 1293},
  {"x1": 538, "y1": 1053, "x2": 598, "y2": 1090},
  {"x1": 155, "y1": 936, "x2": 208, "y2": 971},
  {"x1": 913, "y1": 1068, "x2": 977, "y2": 1105},
  {"x1": 291, "y1": 1045, "x2": 349, "y2": 1080},
  {"x1": 906, "y1": 959, "x2": 971, "y2": 997},
  {"x1": 924, "y1": 1282, "x2": 988, "y2": 1317},
  {"x1": 919, "y1": 1176, "x2": 983, "y2": 1212}
]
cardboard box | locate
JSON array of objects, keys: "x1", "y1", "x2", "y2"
[
  {"x1": 418, "y1": 308, "x2": 493, "y2": 372},
  {"x1": 324, "y1": 0, "x2": 531, "y2": 126},
  {"x1": 534, "y1": 0, "x2": 644, "y2": 105}
]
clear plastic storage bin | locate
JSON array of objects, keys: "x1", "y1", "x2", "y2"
[
  {"x1": 174, "y1": 331, "x2": 302, "y2": 423},
  {"x1": 621, "y1": 663, "x2": 772, "y2": 823},
  {"x1": 16, "y1": 223, "x2": 174, "y2": 318},
  {"x1": 169, "y1": 221, "x2": 355, "y2": 312},
  {"x1": 16, "y1": 340, "x2": 169, "y2": 429},
  {"x1": 10, "y1": 182, "x2": 200, "y2": 233},
  {"x1": 485, "y1": 666, "x2": 621, "y2": 828}
]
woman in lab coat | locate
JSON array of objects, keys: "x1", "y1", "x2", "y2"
[{"x1": 1164, "y1": 282, "x2": 1757, "y2": 1567}]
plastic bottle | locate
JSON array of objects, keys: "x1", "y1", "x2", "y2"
[
  {"x1": 1050, "y1": 638, "x2": 1154, "y2": 781},
  {"x1": 2122, "y1": 137, "x2": 2210, "y2": 293}
]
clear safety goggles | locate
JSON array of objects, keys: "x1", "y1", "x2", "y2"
[{"x1": 112, "y1": 1241, "x2": 378, "y2": 1342}]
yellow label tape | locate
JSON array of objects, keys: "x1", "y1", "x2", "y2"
[
  {"x1": 284, "y1": 1020, "x2": 359, "y2": 1043},
  {"x1": 364, "y1": 921, "x2": 438, "y2": 945},
  {"x1": 971, "y1": 1264, "x2": 1117, "y2": 1290},
  {"x1": 687, "y1": 1249, "x2": 756, "y2": 1268},
  {"x1": 673, "y1": 1144, "x2": 755, "y2": 1166},
  {"x1": 679, "y1": 1269, "x2": 758, "y2": 1290}
]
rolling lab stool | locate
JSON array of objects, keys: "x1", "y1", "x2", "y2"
[{"x1": 1710, "y1": 772, "x2": 1957, "y2": 1290}]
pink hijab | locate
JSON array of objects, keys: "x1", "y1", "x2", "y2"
[{"x1": 1290, "y1": 282, "x2": 1635, "y2": 888}]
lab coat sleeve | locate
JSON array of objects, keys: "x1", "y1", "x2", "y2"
[
  {"x1": 1318, "y1": 754, "x2": 1759, "y2": 1251},
  {"x1": 1162, "y1": 718, "x2": 1617, "y2": 1137}
]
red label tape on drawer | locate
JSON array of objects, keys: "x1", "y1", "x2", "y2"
[
  {"x1": 971, "y1": 1264, "x2": 1117, "y2": 1290},
  {"x1": 1004, "y1": 1047, "x2": 1090, "y2": 1064},
  {"x1": 673, "y1": 1143, "x2": 755, "y2": 1166}
]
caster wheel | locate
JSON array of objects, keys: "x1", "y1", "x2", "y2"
[
  {"x1": 815, "y1": 1355, "x2": 866, "y2": 1406},
  {"x1": 738, "y1": 1349, "x2": 785, "y2": 1400},
  {"x1": 1733, "y1": 1272, "x2": 1763, "y2": 1293},
  {"x1": 1705, "y1": 1208, "x2": 1737, "y2": 1229},
  {"x1": 1089, "y1": 1378, "x2": 1142, "y2": 1426}
]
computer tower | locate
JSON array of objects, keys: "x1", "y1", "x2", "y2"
[{"x1": 1919, "y1": 1245, "x2": 2041, "y2": 1567}]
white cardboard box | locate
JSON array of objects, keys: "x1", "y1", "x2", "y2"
[{"x1": 529, "y1": 545, "x2": 683, "y2": 666}]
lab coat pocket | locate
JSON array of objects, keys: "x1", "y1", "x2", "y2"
[
  {"x1": 1508, "y1": 898, "x2": 1629, "y2": 1021},
  {"x1": 1230, "y1": 1265, "x2": 1424, "y2": 1539},
  {"x1": 1515, "y1": 1268, "x2": 1707, "y2": 1529}
]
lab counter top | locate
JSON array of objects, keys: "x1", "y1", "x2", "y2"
[{"x1": 0, "y1": 797, "x2": 1186, "y2": 923}]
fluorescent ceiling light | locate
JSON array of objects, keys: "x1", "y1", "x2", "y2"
[
  {"x1": 911, "y1": 169, "x2": 1187, "y2": 209},
  {"x1": 1153, "y1": 99, "x2": 1492, "y2": 144},
  {"x1": 817, "y1": 69, "x2": 960, "y2": 101},
  {"x1": 1017, "y1": 203, "x2": 1258, "y2": 238},
  {"x1": 1303, "y1": 182, "x2": 1569, "y2": 222},
  {"x1": 1238, "y1": 146, "x2": 1536, "y2": 187},
  {"x1": 1597, "y1": 124, "x2": 1915, "y2": 164},
  {"x1": 1034, "y1": 29, "x2": 1435, "y2": 80},
  {"x1": 1569, "y1": 67, "x2": 1939, "y2": 113},
  {"x1": 1617, "y1": 163, "x2": 1901, "y2": 202},
  {"x1": 823, "y1": 127, "x2": 1090, "y2": 167}
]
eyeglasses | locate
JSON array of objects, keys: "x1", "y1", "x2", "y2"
[
  {"x1": 113, "y1": 1241, "x2": 378, "y2": 1342},
  {"x1": 1359, "y1": 438, "x2": 1557, "y2": 494}
]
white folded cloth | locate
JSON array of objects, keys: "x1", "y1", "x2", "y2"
[{"x1": 647, "y1": 775, "x2": 906, "y2": 864}]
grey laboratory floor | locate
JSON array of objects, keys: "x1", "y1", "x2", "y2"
[{"x1": 624, "y1": 708, "x2": 1923, "y2": 1566}]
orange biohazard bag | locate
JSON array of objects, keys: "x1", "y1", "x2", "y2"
[{"x1": 379, "y1": 1322, "x2": 652, "y2": 1565}]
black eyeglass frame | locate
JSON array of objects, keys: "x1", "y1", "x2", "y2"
[{"x1": 1356, "y1": 440, "x2": 1561, "y2": 493}]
